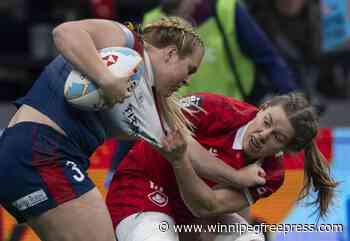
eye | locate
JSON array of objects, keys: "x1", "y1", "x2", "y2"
[
  {"x1": 274, "y1": 133, "x2": 284, "y2": 143},
  {"x1": 264, "y1": 117, "x2": 271, "y2": 127}
]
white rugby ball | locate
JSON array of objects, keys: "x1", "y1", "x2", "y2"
[{"x1": 64, "y1": 47, "x2": 144, "y2": 111}]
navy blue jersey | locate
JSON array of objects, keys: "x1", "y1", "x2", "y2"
[
  {"x1": 0, "y1": 22, "x2": 145, "y2": 223},
  {"x1": 15, "y1": 22, "x2": 143, "y2": 156},
  {"x1": 16, "y1": 55, "x2": 106, "y2": 156}
]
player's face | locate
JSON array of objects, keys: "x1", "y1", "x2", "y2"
[
  {"x1": 155, "y1": 45, "x2": 204, "y2": 97},
  {"x1": 242, "y1": 105, "x2": 295, "y2": 160}
]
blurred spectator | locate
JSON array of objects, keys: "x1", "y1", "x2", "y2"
[
  {"x1": 0, "y1": 0, "x2": 93, "y2": 101},
  {"x1": 246, "y1": 0, "x2": 350, "y2": 99},
  {"x1": 144, "y1": 0, "x2": 299, "y2": 104},
  {"x1": 89, "y1": 0, "x2": 116, "y2": 20},
  {"x1": 0, "y1": 0, "x2": 29, "y2": 55},
  {"x1": 115, "y1": 0, "x2": 160, "y2": 23},
  {"x1": 0, "y1": 0, "x2": 30, "y2": 100}
]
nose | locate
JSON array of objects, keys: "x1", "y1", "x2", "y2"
[{"x1": 258, "y1": 128, "x2": 273, "y2": 143}]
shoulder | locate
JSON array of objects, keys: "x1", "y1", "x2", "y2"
[
  {"x1": 112, "y1": 22, "x2": 144, "y2": 56},
  {"x1": 182, "y1": 93, "x2": 256, "y2": 111},
  {"x1": 181, "y1": 93, "x2": 257, "y2": 134}
]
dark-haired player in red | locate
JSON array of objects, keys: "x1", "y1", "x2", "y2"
[{"x1": 106, "y1": 91, "x2": 337, "y2": 241}]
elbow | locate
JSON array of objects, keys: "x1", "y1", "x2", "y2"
[
  {"x1": 192, "y1": 209, "x2": 212, "y2": 218},
  {"x1": 189, "y1": 203, "x2": 216, "y2": 218},
  {"x1": 52, "y1": 22, "x2": 76, "y2": 51}
]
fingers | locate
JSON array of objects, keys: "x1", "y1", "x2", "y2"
[
  {"x1": 254, "y1": 166, "x2": 266, "y2": 185},
  {"x1": 117, "y1": 91, "x2": 131, "y2": 103},
  {"x1": 256, "y1": 176, "x2": 266, "y2": 185},
  {"x1": 159, "y1": 129, "x2": 188, "y2": 163},
  {"x1": 161, "y1": 129, "x2": 187, "y2": 153},
  {"x1": 258, "y1": 167, "x2": 266, "y2": 178},
  {"x1": 104, "y1": 90, "x2": 131, "y2": 106}
]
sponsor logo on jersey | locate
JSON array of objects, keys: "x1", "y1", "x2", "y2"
[
  {"x1": 12, "y1": 189, "x2": 48, "y2": 211},
  {"x1": 180, "y1": 96, "x2": 202, "y2": 108},
  {"x1": 124, "y1": 104, "x2": 139, "y2": 134},
  {"x1": 148, "y1": 181, "x2": 168, "y2": 207},
  {"x1": 148, "y1": 191, "x2": 168, "y2": 207}
]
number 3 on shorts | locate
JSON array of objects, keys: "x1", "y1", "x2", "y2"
[{"x1": 66, "y1": 161, "x2": 85, "y2": 182}]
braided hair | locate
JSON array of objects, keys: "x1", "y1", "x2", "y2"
[{"x1": 143, "y1": 16, "x2": 203, "y2": 58}]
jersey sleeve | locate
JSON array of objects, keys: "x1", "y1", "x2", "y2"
[
  {"x1": 115, "y1": 22, "x2": 144, "y2": 56},
  {"x1": 180, "y1": 93, "x2": 257, "y2": 135},
  {"x1": 244, "y1": 157, "x2": 285, "y2": 204}
]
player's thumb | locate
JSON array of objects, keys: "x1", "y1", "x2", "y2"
[
  {"x1": 256, "y1": 176, "x2": 266, "y2": 185},
  {"x1": 258, "y1": 167, "x2": 266, "y2": 177}
]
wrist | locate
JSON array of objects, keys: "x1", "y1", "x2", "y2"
[
  {"x1": 171, "y1": 156, "x2": 190, "y2": 169},
  {"x1": 230, "y1": 170, "x2": 244, "y2": 188}
]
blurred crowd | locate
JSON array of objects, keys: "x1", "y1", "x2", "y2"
[{"x1": 1, "y1": 0, "x2": 350, "y2": 106}]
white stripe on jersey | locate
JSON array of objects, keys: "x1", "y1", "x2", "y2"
[{"x1": 116, "y1": 23, "x2": 135, "y2": 48}]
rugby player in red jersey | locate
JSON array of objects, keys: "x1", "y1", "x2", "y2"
[{"x1": 106, "y1": 92, "x2": 336, "y2": 241}]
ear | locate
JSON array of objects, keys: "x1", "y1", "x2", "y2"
[{"x1": 163, "y1": 45, "x2": 178, "y2": 63}]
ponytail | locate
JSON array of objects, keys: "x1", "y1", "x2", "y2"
[
  {"x1": 300, "y1": 141, "x2": 337, "y2": 218},
  {"x1": 268, "y1": 92, "x2": 337, "y2": 218}
]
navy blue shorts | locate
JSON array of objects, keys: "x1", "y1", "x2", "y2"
[{"x1": 0, "y1": 122, "x2": 95, "y2": 223}]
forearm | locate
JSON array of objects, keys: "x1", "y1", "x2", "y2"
[
  {"x1": 173, "y1": 158, "x2": 250, "y2": 217},
  {"x1": 188, "y1": 138, "x2": 243, "y2": 187},
  {"x1": 172, "y1": 157, "x2": 218, "y2": 217},
  {"x1": 191, "y1": 156, "x2": 242, "y2": 188}
]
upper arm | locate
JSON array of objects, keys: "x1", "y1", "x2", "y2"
[{"x1": 54, "y1": 19, "x2": 129, "y2": 50}]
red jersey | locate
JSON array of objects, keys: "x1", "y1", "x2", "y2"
[{"x1": 106, "y1": 93, "x2": 284, "y2": 227}]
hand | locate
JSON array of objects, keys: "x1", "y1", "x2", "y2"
[
  {"x1": 100, "y1": 70, "x2": 133, "y2": 105},
  {"x1": 159, "y1": 129, "x2": 188, "y2": 164},
  {"x1": 235, "y1": 163, "x2": 266, "y2": 187}
]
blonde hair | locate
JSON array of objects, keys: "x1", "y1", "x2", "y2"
[
  {"x1": 142, "y1": 16, "x2": 203, "y2": 139},
  {"x1": 143, "y1": 16, "x2": 203, "y2": 58},
  {"x1": 158, "y1": 94, "x2": 196, "y2": 139},
  {"x1": 267, "y1": 92, "x2": 337, "y2": 219}
]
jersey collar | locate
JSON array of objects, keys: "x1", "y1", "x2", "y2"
[
  {"x1": 232, "y1": 121, "x2": 251, "y2": 150},
  {"x1": 143, "y1": 50, "x2": 155, "y2": 87}
]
